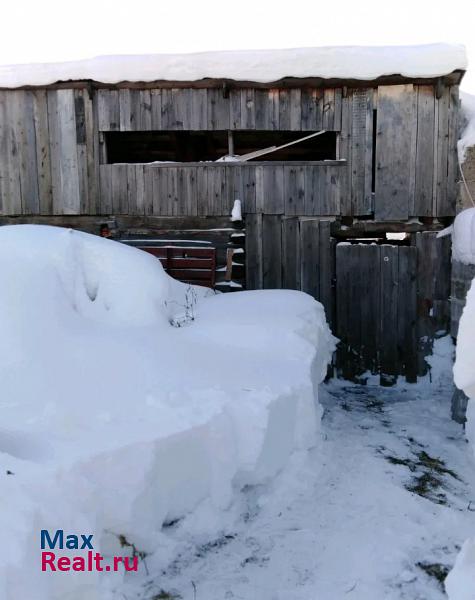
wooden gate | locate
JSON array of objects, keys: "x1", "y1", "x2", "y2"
[
  {"x1": 335, "y1": 233, "x2": 451, "y2": 385},
  {"x1": 336, "y1": 243, "x2": 417, "y2": 384}
]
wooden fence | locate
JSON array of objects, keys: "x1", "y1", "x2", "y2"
[{"x1": 245, "y1": 219, "x2": 452, "y2": 383}]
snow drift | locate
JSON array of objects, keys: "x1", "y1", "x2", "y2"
[
  {"x1": 447, "y1": 244, "x2": 475, "y2": 597},
  {"x1": 0, "y1": 225, "x2": 336, "y2": 600},
  {"x1": 0, "y1": 43, "x2": 466, "y2": 88},
  {"x1": 450, "y1": 208, "x2": 475, "y2": 265},
  {"x1": 459, "y1": 92, "x2": 475, "y2": 163}
]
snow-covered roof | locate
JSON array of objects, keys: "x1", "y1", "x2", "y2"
[{"x1": 0, "y1": 43, "x2": 467, "y2": 89}]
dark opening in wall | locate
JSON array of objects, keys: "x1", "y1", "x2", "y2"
[
  {"x1": 104, "y1": 130, "x2": 337, "y2": 164},
  {"x1": 233, "y1": 131, "x2": 337, "y2": 161}
]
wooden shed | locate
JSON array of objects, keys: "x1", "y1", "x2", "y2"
[{"x1": 0, "y1": 44, "x2": 467, "y2": 383}]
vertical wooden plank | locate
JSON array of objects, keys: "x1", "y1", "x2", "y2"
[
  {"x1": 190, "y1": 89, "x2": 207, "y2": 130},
  {"x1": 306, "y1": 165, "x2": 335, "y2": 216},
  {"x1": 374, "y1": 84, "x2": 415, "y2": 220},
  {"x1": 263, "y1": 165, "x2": 284, "y2": 214},
  {"x1": 151, "y1": 166, "x2": 162, "y2": 215},
  {"x1": 282, "y1": 217, "x2": 300, "y2": 290},
  {"x1": 150, "y1": 89, "x2": 162, "y2": 129},
  {"x1": 290, "y1": 89, "x2": 302, "y2": 131},
  {"x1": 255, "y1": 165, "x2": 264, "y2": 213},
  {"x1": 358, "y1": 244, "x2": 380, "y2": 374},
  {"x1": 351, "y1": 89, "x2": 373, "y2": 216},
  {"x1": 74, "y1": 90, "x2": 89, "y2": 214},
  {"x1": 347, "y1": 244, "x2": 365, "y2": 376},
  {"x1": 184, "y1": 166, "x2": 198, "y2": 216},
  {"x1": 168, "y1": 167, "x2": 179, "y2": 215},
  {"x1": 126, "y1": 164, "x2": 137, "y2": 214},
  {"x1": 196, "y1": 166, "x2": 209, "y2": 216},
  {"x1": 174, "y1": 89, "x2": 191, "y2": 130},
  {"x1": 174, "y1": 166, "x2": 197, "y2": 216},
  {"x1": 154, "y1": 167, "x2": 172, "y2": 215},
  {"x1": 97, "y1": 90, "x2": 119, "y2": 131},
  {"x1": 139, "y1": 90, "x2": 152, "y2": 130},
  {"x1": 254, "y1": 89, "x2": 268, "y2": 129},
  {"x1": 3, "y1": 92, "x2": 23, "y2": 214},
  {"x1": 119, "y1": 89, "x2": 132, "y2": 131},
  {"x1": 380, "y1": 244, "x2": 399, "y2": 385},
  {"x1": 262, "y1": 214, "x2": 282, "y2": 288},
  {"x1": 160, "y1": 89, "x2": 175, "y2": 129},
  {"x1": 129, "y1": 164, "x2": 145, "y2": 215},
  {"x1": 130, "y1": 90, "x2": 142, "y2": 131},
  {"x1": 0, "y1": 91, "x2": 7, "y2": 213},
  {"x1": 46, "y1": 90, "x2": 61, "y2": 214},
  {"x1": 322, "y1": 88, "x2": 335, "y2": 130},
  {"x1": 111, "y1": 164, "x2": 128, "y2": 214},
  {"x1": 436, "y1": 86, "x2": 450, "y2": 216},
  {"x1": 278, "y1": 89, "x2": 290, "y2": 130},
  {"x1": 415, "y1": 231, "x2": 434, "y2": 376},
  {"x1": 56, "y1": 89, "x2": 81, "y2": 214},
  {"x1": 413, "y1": 85, "x2": 435, "y2": 216},
  {"x1": 222, "y1": 165, "x2": 234, "y2": 217},
  {"x1": 301, "y1": 88, "x2": 317, "y2": 131},
  {"x1": 339, "y1": 92, "x2": 352, "y2": 216},
  {"x1": 99, "y1": 164, "x2": 112, "y2": 214},
  {"x1": 333, "y1": 88, "x2": 343, "y2": 131},
  {"x1": 323, "y1": 165, "x2": 341, "y2": 215},
  {"x1": 284, "y1": 165, "x2": 305, "y2": 215},
  {"x1": 207, "y1": 165, "x2": 226, "y2": 215},
  {"x1": 174, "y1": 167, "x2": 186, "y2": 216},
  {"x1": 153, "y1": 167, "x2": 173, "y2": 217},
  {"x1": 208, "y1": 88, "x2": 230, "y2": 130},
  {"x1": 318, "y1": 220, "x2": 334, "y2": 328},
  {"x1": 245, "y1": 213, "x2": 263, "y2": 289},
  {"x1": 268, "y1": 89, "x2": 279, "y2": 130},
  {"x1": 241, "y1": 164, "x2": 257, "y2": 213},
  {"x1": 314, "y1": 90, "x2": 324, "y2": 131},
  {"x1": 228, "y1": 164, "x2": 243, "y2": 211},
  {"x1": 143, "y1": 166, "x2": 154, "y2": 215},
  {"x1": 85, "y1": 88, "x2": 100, "y2": 214},
  {"x1": 363, "y1": 88, "x2": 374, "y2": 211},
  {"x1": 240, "y1": 89, "x2": 255, "y2": 129},
  {"x1": 446, "y1": 86, "x2": 459, "y2": 217},
  {"x1": 17, "y1": 91, "x2": 40, "y2": 214},
  {"x1": 335, "y1": 243, "x2": 352, "y2": 378},
  {"x1": 300, "y1": 218, "x2": 320, "y2": 298},
  {"x1": 397, "y1": 246, "x2": 418, "y2": 382},
  {"x1": 304, "y1": 166, "x2": 318, "y2": 215},
  {"x1": 229, "y1": 89, "x2": 241, "y2": 130}
]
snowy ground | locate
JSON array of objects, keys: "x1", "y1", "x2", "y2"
[{"x1": 116, "y1": 348, "x2": 475, "y2": 600}]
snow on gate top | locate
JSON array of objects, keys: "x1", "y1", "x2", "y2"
[{"x1": 0, "y1": 43, "x2": 467, "y2": 88}]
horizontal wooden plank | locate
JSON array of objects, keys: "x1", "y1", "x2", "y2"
[{"x1": 167, "y1": 268, "x2": 213, "y2": 279}]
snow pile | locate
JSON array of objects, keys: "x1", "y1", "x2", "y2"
[
  {"x1": 459, "y1": 92, "x2": 475, "y2": 162},
  {"x1": 447, "y1": 278, "x2": 475, "y2": 598},
  {"x1": 451, "y1": 208, "x2": 475, "y2": 264},
  {"x1": 446, "y1": 539, "x2": 475, "y2": 600},
  {"x1": 0, "y1": 225, "x2": 336, "y2": 600},
  {"x1": 0, "y1": 43, "x2": 466, "y2": 88},
  {"x1": 230, "y1": 199, "x2": 242, "y2": 222}
]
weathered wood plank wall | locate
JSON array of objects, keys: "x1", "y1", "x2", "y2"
[
  {"x1": 99, "y1": 162, "x2": 343, "y2": 217},
  {"x1": 96, "y1": 87, "x2": 343, "y2": 132},
  {"x1": 0, "y1": 83, "x2": 459, "y2": 219},
  {"x1": 335, "y1": 240, "x2": 439, "y2": 384},
  {"x1": 245, "y1": 216, "x2": 335, "y2": 327}
]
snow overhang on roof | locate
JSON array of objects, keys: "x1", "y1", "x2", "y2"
[{"x1": 0, "y1": 43, "x2": 467, "y2": 89}]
